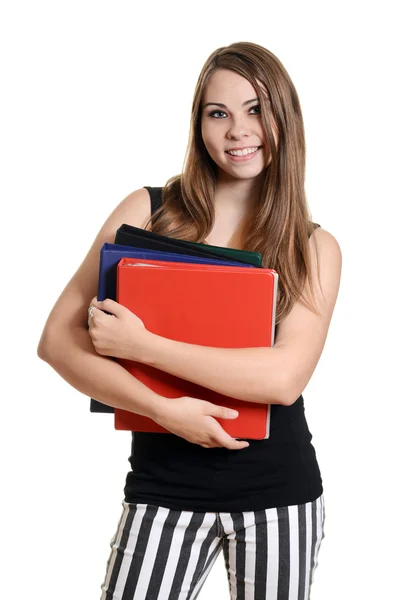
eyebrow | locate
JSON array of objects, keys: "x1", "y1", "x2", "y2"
[{"x1": 202, "y1": 97, "x2": 259, "y2": 109}]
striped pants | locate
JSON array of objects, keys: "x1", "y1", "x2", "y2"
[{"x1": 100, "y1": 494, "x2": 325, "y2": 600}]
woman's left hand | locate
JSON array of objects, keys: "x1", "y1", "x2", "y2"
[{"x1": 87, "y1": 297, "x2": 152, "y2": 362}]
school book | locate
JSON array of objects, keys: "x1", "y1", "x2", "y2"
[
  {"x1": 115, "y1": 223, "x2": 263, "y2": 267},
  {"x1": 90, "y1": 244, "x2": 257, "y2": 413},
  {"x1": 114, "y1": 257, "x2": 278, "y2": 440},
  {"x1": 97, "y1": 243, "x2": 256, "y2": 302}
]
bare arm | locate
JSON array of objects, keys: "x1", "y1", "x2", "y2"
[
  {"x1": 145, "y1": 335, "x2": 285, "y2": 405},
  {"x1": 37, "y1": 187, "x2": 165, "y2": 419},
  {"x1": 39, "y1": 322, "x2": 165, "y2": 418},
  {"x1": 37, "y1": 187, "x2": 249, "y2": 451}
]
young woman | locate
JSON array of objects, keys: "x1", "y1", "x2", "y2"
[{"x1": 38, "y1": 41, "x2": 341, "y2": 599}]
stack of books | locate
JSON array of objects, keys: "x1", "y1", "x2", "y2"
[{"x1": 90, "y1": 224, "x2": 278, "y2": 440}]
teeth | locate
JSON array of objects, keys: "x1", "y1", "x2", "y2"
[{"x1": 227, "y1": 147, "x2": 259, "y2": 156}]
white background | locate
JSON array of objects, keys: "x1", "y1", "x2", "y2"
[{"x1": 1, "y1": 1, "x2": 399, "y2": 598}]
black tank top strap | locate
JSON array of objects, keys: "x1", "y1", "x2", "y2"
[
  {"x1": 143, "y1": 186, "x2": 163, "y2": 216},
  {"x1": 309, "y1": 222, "x2": 321, "y2": 237}
]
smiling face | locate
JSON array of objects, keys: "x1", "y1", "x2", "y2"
[{"x1": 201, "y1": 69, "x2": 276, "y2": 182}]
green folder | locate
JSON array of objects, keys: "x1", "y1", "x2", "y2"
[{"x1": 177, "y1": 239, "x2": 262, "y2": 267}]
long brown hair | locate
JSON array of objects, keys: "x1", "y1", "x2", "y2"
[{"x1": 143, "y1": 41, "x2": 321, "y2": 324}]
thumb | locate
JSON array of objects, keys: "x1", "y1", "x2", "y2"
[
  {"x1": 210, "y1": 405, "x2": 239, "y2": 420},
  {"x1": 94, "y1": 297, "x2": 123, "y2": 317}
]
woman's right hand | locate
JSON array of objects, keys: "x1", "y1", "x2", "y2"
[{"x1": 153, "y1": 396, "x2": 250, "y2": 450}]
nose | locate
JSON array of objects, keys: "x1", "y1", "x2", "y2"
[{"x1": 227, "y1": 115, "x2": 251, "y2": 140}]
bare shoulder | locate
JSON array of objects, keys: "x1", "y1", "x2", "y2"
[
  {"x1": 38, "y1": 187, "x2": 152, "y2": 348},
  {"x1": 310, "y1": 225, "x2": 342, "y2": 259},
  {"x1": 107, "y1": 187, "x2": 152, "y2": 231}
]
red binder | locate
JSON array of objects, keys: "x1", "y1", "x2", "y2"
[{"x1": 114, "y1": 258, "x2": 278, "y2": 439}]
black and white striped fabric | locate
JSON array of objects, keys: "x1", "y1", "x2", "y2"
[{"x1": 100, "y1": 494, "x2": 325, "y2": 600}]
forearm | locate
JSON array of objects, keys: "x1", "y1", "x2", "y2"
[
  {"x1": 38, "y1": 326, "x2": 165, "y2": 420},
  {"x1": 143, "y1": 333, "x2": 288, "y2": 405}
]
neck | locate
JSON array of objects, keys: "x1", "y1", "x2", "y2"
[{"x1": 213, "y1": 171, "x2": 264, "y2": 216}]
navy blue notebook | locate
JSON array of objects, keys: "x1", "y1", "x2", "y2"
[{"x1": 97, "y1": 243, "x2": 255, "y2": 302}]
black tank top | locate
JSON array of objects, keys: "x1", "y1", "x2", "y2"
[{"x1": 123, "y1": 186, "x2": 323, "y2": 512}]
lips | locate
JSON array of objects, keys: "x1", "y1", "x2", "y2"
[
  {"x1": 225, "y1": 146, "x2": 262, "y2": 153},
  {"x1": 225, "y1": 146, "x2": 262, "y2": 162}
]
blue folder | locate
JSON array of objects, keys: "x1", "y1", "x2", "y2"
[{"x1": 97, "y1": 243, "x2": 255, "y2": 302}]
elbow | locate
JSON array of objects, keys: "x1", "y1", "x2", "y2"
[
  {"x1": 37, "y1": 338, "x2": 52, "y2": 364},
  {"x1": 280, "y1": 393, "x2": 299, "y2": 407},
  {"x1": 37, "y1": 327, "x2": 60, "y2": 364},
  {"x1": 258, "y1": 349, "x2": 299, "y2": 406},
  {"x1": 264, "y1": 372, "x2": 300, "y2": 407},
  {"x1": 37, "y1": 343, "x2": 46, "y2": 361},
  {"x1": 259, "y1": 373, "x2": 294, "y2": 406},
  {"x1": 37, "y1": 331, "x2": 49, "y2": 362},
  {"x1": 279, "y1": 377, "x2": 304, "y2": 407}
]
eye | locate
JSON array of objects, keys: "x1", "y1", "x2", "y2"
[{"x1": 208, "y1": 105, "x2": 261, "y2": 118}]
